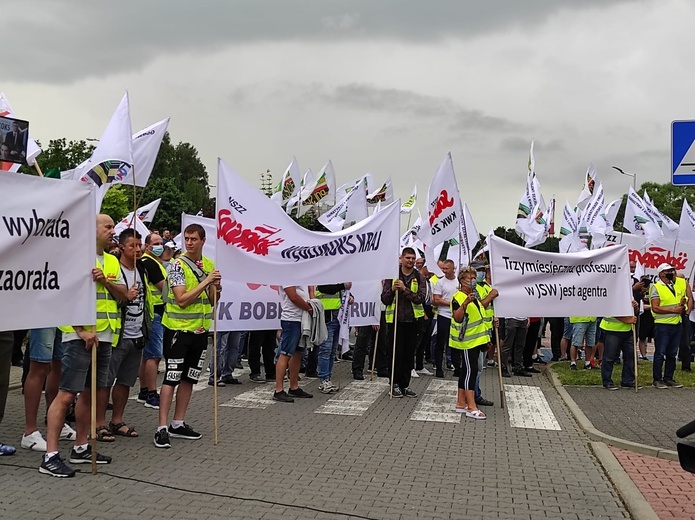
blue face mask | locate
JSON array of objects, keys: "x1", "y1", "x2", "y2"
[
  {"x1": 476, "y1": 271, "x2": 485, "y2": 282},
  {"x1": 151, "y1": 245, "x2": 164, "y2": 257}
]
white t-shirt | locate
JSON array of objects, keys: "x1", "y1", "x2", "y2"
[
  {"x1": 433, "y1": 277, "x2": 459, "y2": 318},
  {"x1": 63, "y1": 254, "x2": 125, "y2": 343},
  {"x1": 281, "y1": 286, "x2": 309, "y2": 322},
  {"x1": 121, "y1": 265, "x2": 144, "y2": 339}
]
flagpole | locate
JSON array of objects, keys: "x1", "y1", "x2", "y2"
[
  {"x1": 389, "y1": 289, "x2": 399, "y2": 399},
  {"x1": 33, "y1": 160, "x2": 44, "y2": 177},
  {"x1": 495, "y1": 322, "x2": 505, "y2": 409},
  {"x1": 212, "y1": 288, "x2": 219, "y2": 445},
  {"x1": 632, "y1": 324, "x2": 639, "y2": 394},
  {"x1": 90, "y1": 331, "x2": 98, "y2": 475}
]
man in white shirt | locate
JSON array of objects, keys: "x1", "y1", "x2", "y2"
[{"x1": 432, "y1": 260, "x2": 459, "y2": 378}]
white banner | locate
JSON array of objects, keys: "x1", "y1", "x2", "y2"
[
  {"x1": 348, "y1": 280, "x2": 382, "y2": 326},
  {"x1": 216, "y1": 159, "x2": 399, "y2": 286},
  {"x1": 0, "y1": 173, "x2": 96, "y2": 329},
  {"x1": 489, "y1": 234, "x2": 632, "y2": 318}
]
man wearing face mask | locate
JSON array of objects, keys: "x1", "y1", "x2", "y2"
[
  {"x1": 137, "y1": 233, "x2": 168, "y2": 409},
  {"x1": 650, "y1": 263, "x2": 687, "y2": 389}
]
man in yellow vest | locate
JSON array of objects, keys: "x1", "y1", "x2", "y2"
[
  {"x1": 315, "y1": 282, "x2": 351, "y2": 393},
  {"x1": 650, "y1": 263, "x2": 686, "y2": 389},
  {"x1": 40, "y1": 214, "x2": 128, "y2": 477},
  {"x1": 154, "y1": 224, "x2": 221, "y2": 448},
  {"x1": 137, "y1": 232, "x2": 168, "y2": 409},
  {"x1": 380, "y1": 247, "x2": 426, "y2": 398},
  {"x1": 600, "y1": 299, "x2": 638, "y2": 390}
]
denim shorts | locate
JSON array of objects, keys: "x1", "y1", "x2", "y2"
[
  {"x1": 275, "y1": 320, "x2": 303, "y2": 360},
  {"x1": 571, "y1": 322, "x2": 596, "y2": 348},
  {"x1": 107, "y1": 338, "x2": 144, "y2": 387},
  {"x1": 143, "y1": 313, "x2": 163, "y2": 360},
  {"x1": 28, "y1": 328, "x2": 64, "y2": 363},
  {"x1": 562, "y1": 318, "x2": 574, "y2": 340},
  {"x1": 60, "y1": 340, "x2": 112, "y2": 393}
]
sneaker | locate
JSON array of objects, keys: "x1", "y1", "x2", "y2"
[
  {"x1": 318, "y1": 381, "x2": 337, "y2": 394},
  {"x1": 391, "y1": 387, "x2": 403, "y2": 398},
  {"x1": 145, "y1": 392, "x2": 160, "y2": 409},
  {"x1": 402, "y1": 387, "x2": 417, "y2": 398},
  {"x1": 21, "y1": 431, "x2": 47, "y2": 452},
  {"x1": 288, "y1": 387, "x2": 313, "y2": 398},
  {"x1": 501, "y1": 369, "x2": 511, "y2": 378},
  {"x1": 411, "y1": 369, "x2": 419, "y2": 378},
  {"x1": 486, "y1": 360, "x2": 497, "y2": 367},
  {"x1": 136, "y1": 388, "x2": 149, "y2": 403},
  {"x1": 39, "y1": 453, "x2": 75, "y2": 477},
  {"x1": 621, "y1": 383, "x2": 642, "y2": 389},
  {"x1": 153, "y1": 428, "x2": 171, "y2": 448},
  {"x1": 416, "y1": 367, "x2": 433, "y2": 376},
  {"x1": 273, "y1": 390, "x2": 294, "y2": 402},
  {"x1": 208, "y1": 380, "x2": 226, "y2": 387},
  {"x1": 653, "y1": 380, "x2": 668, "y2": 389},
  {"x1": 570, "y1": 363, "x2": 577, "y2": 371},
  {"x1": 249, "y1": 373, "x2": 267, "y2": 383},
  {"x1": 664, "y1": 379, "x2": 683, "y2": 388},
  {"x1": 584, "y1": 363, "x2": 592, "y2": 370},
  {"x1": 435, "y1": 369, "x2": 445, "y2": 378},
  {"x1": 532, "y1": 355, "x2": 547, "y2": 365},
  {"x1": 221, "y1": 375, "x2": 242, "y2": 385},
  {"x1": 353, "y1": 372, "x2": 365, "y2": 381},
  {"x1": 524, "y1": 366, "x2": 541, "y2": 374},
  {"x1": 475, "y1": 396, "x2": 494, "y2": 406},
  {"x1": 604, "y1": 382, "x2": 619, "y2": 391},
  {"x1": 446, "y1": 363, "x2": 454, "y2": 370},
  {"x1": 69, "y1": 445, "x2": 112, "y2": 464},
  {"x1": 512, "y1": 370, "x2": 532, "y2": 377},
  {"x1": 59, "y1": 423, "x2": 76, "y2": 441},
  {"x1": 168, "y1": 423, "x2": 202, "y2": 440}
]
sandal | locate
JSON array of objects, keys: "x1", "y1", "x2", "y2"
[
  {"x1": 109, "y1": 421, "x2": 139, "y2": 438},
  {"x1": 465, "y1": 409, "x2": 486, "y2": 420},
  {"x1": 94, "y1": 425, "x2": 116, "y2": 442}
]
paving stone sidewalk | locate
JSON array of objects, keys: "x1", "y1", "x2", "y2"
[
  {"x1": 566, "y1": 386, "x2": 695, "y2": 452},
  {"x1": 0, "y1": 359, "x2": 630, "y2": 519}
]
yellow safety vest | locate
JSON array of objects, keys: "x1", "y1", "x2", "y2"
[
  {"x1": 143, "y1": 252, "x2": 167, "y2": 318},
  {"x1": 315, "y1": 289, "x2": 341, "y2": 311},
  {"x1": 569, "y1": 316, "x2": 596, "y2": 324},
  {"x1": 60, "y1": 253, "x2": 122, "y2": 347},
  {"x1": 162, "y1": 256, "x2": 215, "y2": 332},
  {"x1": 429, "y1": 275, "x2": 439, "y2": 317},
  {"x1": 650, "y1": 281, "x2": 685, "y2": 325},
  {"x1": 600, "y1": 316, "x2": 632, "y2": 333},
  {"x1": 449, "y1": 291, "x2": 489, "y2": 350},
  {"x1": 476, "y1": 282, "x2": 494, "y2": 331},
  {"x1": 385, "y1": 277, "x2": 425, "y2": 323}
]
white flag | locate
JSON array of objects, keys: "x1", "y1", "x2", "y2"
[
  {"x1": 270, "y1": 157, "x2": 300, "y2": 205},
  {"x1": 114, "y1": 211, "x2": 151, "y2": 239},
  {"x1": 400, "y1": 185, "x2": 417, "y2": 214},
  {"x1": 515, "y1": 174, "x2": 546, "y2": 240},
  {"x1": 460, "y1": 202, "x2": 480, "y2": 264},
  {"x1": 524, "y1": 199, "x2": 554, "y2": 248},
  {"x1": 122, "y1": 118, "x2": 169, "y2": 187},
  {"x1": 0, "y1": 92, "x2": 42, "y2": 170},
  {"x1": 576, "y1": 163, "x2": 597, "y2": 211},
  {"x1": 624, "y1": 186, "x2": 663, "y2": 243},
  {"x1": 582, "y1": 182, "x2": 608, "y2": 249},
  {"x1": 421, "y1": 152, "x2": 462, "y2": 248},
  {"x1": 366, "y1": 176, "x2": 393, "y2": 205},
  {"x1": 400, "y1": 215, "x2": 423, "y2": 250},
  {"x1": 559, "y1": 201, "x2": 585, "y2": 253},
  {"x1": 299, "y1": 160, "x2": 337, "y2": 214},
  {"x1": 644, "y1": 191, "x2": 679, "y2": 240},
  {"x1": 319, "y1": 178, "x2": 369, "y2": 232},
  {"x1": 678, "y1": 199, "x2": 695, "y2": 246},
  {"x1": 288, "y1": 168, "x2": 313, "y2": 215},
  {"x1": 604, "y1": 199, "x2": 622, "y2": 232}
]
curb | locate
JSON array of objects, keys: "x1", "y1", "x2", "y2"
[
  {"x1": 590, "y1": 442, "x2": 660, "y2": 520},
  {"x1": 547, "y1": 368, "x2": 678, "y2": 461}
]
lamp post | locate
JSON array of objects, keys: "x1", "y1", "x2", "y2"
[{"x1": 612, "y1": 166, "x2": 637, "y2": 191}]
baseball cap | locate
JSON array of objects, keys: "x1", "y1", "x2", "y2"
[
  {"x1": 657, "y1": 263, "x2": 674, "y2": 273},
  {"x1": 471, "y1": 260, "x2": 486, "y2": 270}
]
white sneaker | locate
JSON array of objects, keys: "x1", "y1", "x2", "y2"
[
  {"x1": 318, "y1": 381, "x2": 337, "y2": 394},
  {"x1": 21, "y1": 430, "x2": 47, "y2": 452},
  {"x1": 416, "y1": 367, "x2": 432, "y2": 376},
  {"x1": 60, "y1": 423, "x2": 77, "y2": 441},
  {"x1": 411, "y1": 369, "x2": 420, "y2": 378}
]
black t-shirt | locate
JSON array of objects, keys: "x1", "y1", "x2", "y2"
[{"x1": 141, "y1": 256, "x2": 166, "y2": 315}]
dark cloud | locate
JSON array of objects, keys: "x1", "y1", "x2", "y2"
[{"x1": 1, "y1": 0, "x2": 640, "y2": 83}]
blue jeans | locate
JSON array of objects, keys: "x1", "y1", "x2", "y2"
[
  {"x1": 208, "y1": 331, "x2": 241, "y2": 382},
  {"x1": 601, "y1": 330, "x2": 635, "y2": 387},
  {"x1": 143, "y1": 313, "x2": 163, "y2": 359},
  {"x1": 318, "y1": 318, "x2": 340, "y2": 382},
  {"x1": 653, "y1": 323, "x2": 681, "y2": 382}
]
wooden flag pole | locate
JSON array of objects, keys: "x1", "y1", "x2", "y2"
[
  {"x1": 369, "y1": 327, "x2": 381, "y2": 381},
  {"x1": 495, "y1": 323, "x2": 505, "y2": 409},
  {"x1": 33, "y1": 160, "x2": 44, "y2": 177},
  {"x1": 90, "y1": 333, "x2": 98, "y2": 475},
  {"x1": 212, "y1": 288, "x2": 219, "y2": 445},
  {"x1": 633, "y1": 324, "x2": 639, "y2": 393},
  {"x1": 389, "y1": 289, "x2": 399, "y2": 399}
]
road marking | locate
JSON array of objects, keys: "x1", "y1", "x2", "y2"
[
  {"x1": 409, "y1": 379, "x2": 461, "y2": 423},
  {"x1": 504, "y1": 384, "x2": 561, "y2": 430},
  {"x1": 314, "y1": 379, "x2": 389, "y2": 416},
  {"x1": 220, "y1": 384, "x2": 278, "y2": 409}
]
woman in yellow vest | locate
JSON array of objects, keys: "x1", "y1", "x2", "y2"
[{"x1": 450, "y1": 266, "x2": 491, "y2": 420}]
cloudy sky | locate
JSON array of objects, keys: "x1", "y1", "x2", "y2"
[{"x1": 3, "y1": 0, "x2": 692, "y2": 231}]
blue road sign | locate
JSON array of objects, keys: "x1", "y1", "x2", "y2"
[{"x1": 672, "y1": 120, "x2": 695, "y2": 185}]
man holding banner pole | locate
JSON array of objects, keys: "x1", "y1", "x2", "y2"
[{"x1": 41, "y1": 214, "x2": 127, "y2": 477}]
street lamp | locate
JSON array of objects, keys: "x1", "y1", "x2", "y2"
[{"x1": 612, "y1": 166, "x2": 637, "y2": 191}]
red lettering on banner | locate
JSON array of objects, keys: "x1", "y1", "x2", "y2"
[
  {"x1": 217, "y1": 209, "x2": 284, "y2": 256},
  {"x1": 428, "y1": 190, "x2": 454, "y2": 225},
  {"x1": 246, "y1": 283, "x2": 282, "y2": 294},
  {"x1": 629, "y1": 247, "x2": 687, "y2": 271}
]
